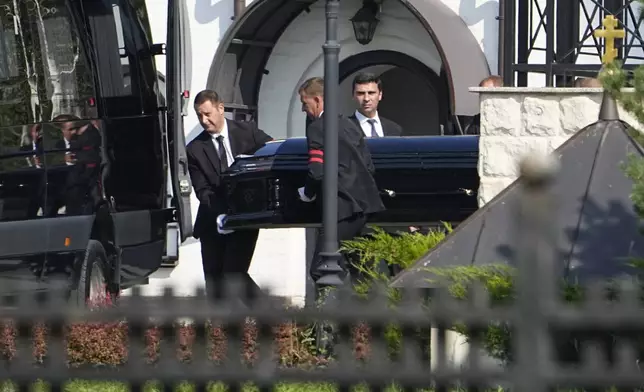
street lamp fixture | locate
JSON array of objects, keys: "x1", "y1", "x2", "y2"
[{"x1": 351, "y1": 0, "x2": 381, "y2": 45}]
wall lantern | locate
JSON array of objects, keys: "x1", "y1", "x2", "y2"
[{"x1": 350, "y1": 0, "x2": 381, "y2": 45}]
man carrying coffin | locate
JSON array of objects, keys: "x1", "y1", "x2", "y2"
[
  {"x1": 187, "y1": 89, "x2": 273, "y2": 304},
  {"x1": 296, "y1": 76, "x2": 385, "y2": 292}
]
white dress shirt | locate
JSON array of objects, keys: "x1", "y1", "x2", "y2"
[
  {"x1": 64, "y1": 138, "x2": 74, "y2": 166},
  {"x1": 211, "y1": 119, "x2": 234, "y2": 165},
  {"x1": 354, "y1": 110, "x2": 384, "y2": 138}
]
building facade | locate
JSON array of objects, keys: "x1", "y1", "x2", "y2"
[{"x1": 128, "y1": 0, "x2": 624, "y2": 305}]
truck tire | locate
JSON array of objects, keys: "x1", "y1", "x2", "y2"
[{"x1": 69, "y1": 240, "x2": 113, "y2": 309}]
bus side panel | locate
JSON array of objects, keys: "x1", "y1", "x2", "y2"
[
  {"x1": 0, "y1": 215, "x2": 94, "y2": 295},
  {"x1": 112, "y1": 209, "x2": 170, "y2": 288}
]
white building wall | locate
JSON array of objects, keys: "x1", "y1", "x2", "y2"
[
  {"x1": 256, "y1": 0, "x2": 462, "y2": 139},
  {"x1": 143, "y1": 0, "x2": 501, "y2": 146}
]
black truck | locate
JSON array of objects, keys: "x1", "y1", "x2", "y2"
[{"x1": 0, "y1": 0, "x2": 193, "y2": 307}]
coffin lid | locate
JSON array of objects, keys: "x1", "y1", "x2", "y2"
[
  {"x1": 253, "y1": 135, "x2": 479, "y2": 158},
  {"x1": 390, "y1": 118, "x2": 644, "y2": 288}
]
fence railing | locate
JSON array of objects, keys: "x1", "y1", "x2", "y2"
[{"x1": 2, "y1": 152, "x2": 644, "y2": 391}]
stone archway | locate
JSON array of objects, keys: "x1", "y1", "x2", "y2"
[{"x1": 206, "y1": 0, "x2": 490, "y2": 137}]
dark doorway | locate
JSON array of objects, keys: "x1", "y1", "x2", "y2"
[
  {"x1": 379, "y1": 67, "x2": 440, "y2": 136},
  {"x1": 338, "y1": 50, "x2": 451, "y2": 136}
]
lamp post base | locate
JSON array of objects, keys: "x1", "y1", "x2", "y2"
[
  {"x1": 315, "y1": 251, "x2": 345, "y2": 286},
  {"x1": 313, "y1": 251, "x2": 345, "y2": 356}
]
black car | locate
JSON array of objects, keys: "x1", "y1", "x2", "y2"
[{"x1": 221, "y1": 135, "x2": 480, "y2": 230}]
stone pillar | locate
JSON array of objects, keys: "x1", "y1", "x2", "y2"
[{"x1": 471, "y1": 87, "x2": 643, "y2": 206}]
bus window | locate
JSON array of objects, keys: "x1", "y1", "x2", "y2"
[
  {"x1": 112, "y1": 0, "x2": 158, "y2": 114},
  {"x1": 109, "y1": 3, "x2": 132, "y2": 96},
  {"x1": 0, "y1": 0, "x2": 96, "y2": 128},
  {"x1": 85, "y1": 0, "x2": 157, "y2": 115}
]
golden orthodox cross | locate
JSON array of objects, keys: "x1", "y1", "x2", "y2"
[{"x1": 593, "y1": 15, "x2": 625, "y2": 65}]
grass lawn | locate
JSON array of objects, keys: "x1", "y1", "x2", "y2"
[{"x1": 1, "y1": 380, "x2": 433, "y2": 392}]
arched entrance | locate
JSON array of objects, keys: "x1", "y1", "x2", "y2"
[
  {"x1": 206, "y1": 0, "x2": 490, "y2": 137},
  {"x1": 338, "y1": 50, "x2": 450, "y2": 136}
]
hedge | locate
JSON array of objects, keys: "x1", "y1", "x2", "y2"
[{"x1": 0, "y1": 317, "x2": 370, "y2": 368}]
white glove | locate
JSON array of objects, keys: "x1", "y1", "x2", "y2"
[
  {"x1": 216, "y1": 214, "x2": 234, "y2": 235},
  {"x1": 298, "y1": 186, "x2": 316, "y2": 202}
]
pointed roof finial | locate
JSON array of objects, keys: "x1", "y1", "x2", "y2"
[{"x1": 599, "y1": 89, "x2": 619, "y2": 121}]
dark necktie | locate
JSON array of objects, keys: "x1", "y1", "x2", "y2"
[
  {"x1": 216, "y1": 135, "x2": 229, "y2": 169},
  {"x1": 367, "y1": 118, "x2": 379, "y2": 138}
]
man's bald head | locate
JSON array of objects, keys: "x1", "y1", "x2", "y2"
[
  {"x1": 574, "y1": 77, "x2": 603, "y2": 88},
  {"x1": 479, "y1": 75, "x2": 504, "y2": 88}
]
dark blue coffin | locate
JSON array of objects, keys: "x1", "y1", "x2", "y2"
[{"x1": 221, "y1": 135, "x2": 480, "y2": 230}]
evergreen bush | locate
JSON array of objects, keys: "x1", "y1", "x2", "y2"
[{"x1": 340, "y1": 224, "x2": 452, "y2": 359}]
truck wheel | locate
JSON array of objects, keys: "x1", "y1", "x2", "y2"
[{"x1": 70, "y1": 240, "x2": 113, "y2": 309}]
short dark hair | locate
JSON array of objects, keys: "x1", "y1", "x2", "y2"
[
  {"x1": 194, "y1": 89, "x2": 223, "y2": 106},
  {"x1": 352, "y1": 72, "x2": 382, "y2": 92},
  {"x1": 52, "y1": 114, "x2": 88, "y2": 129},
  {"x1": 52, "y1": 114, "x2": 81, "y2": 122},
  {"x1": 299, "y1": 77, "x2": 324, "y2": 97}
]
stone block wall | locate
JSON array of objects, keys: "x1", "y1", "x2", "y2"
[{"x1": 471, "y1": 87, "x2": 643, "y2": 206}]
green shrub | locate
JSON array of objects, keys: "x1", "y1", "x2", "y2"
[
  {"x1": 422, "y1": 264, "x2": 644, "y2": 366},
  {"x1": 342, "y1": 224, "x2": 452, "y2": 296},
  {"x1": 339, "y1": 224, "x2": 644, "y2": 367},
  {"x1": 423, "y1": 264, "x2": 516, "y2": 364},
  {"x1": 340, "y1": 224, "x2": 451, "y2": 360}
]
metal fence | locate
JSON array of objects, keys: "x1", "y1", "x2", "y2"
[{"x1": 2, "y1": 152, "x2": 644, "y2": 391}]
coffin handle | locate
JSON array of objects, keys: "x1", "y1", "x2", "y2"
[{"x1": 380, "y1": 189, "x2": 396, "y2": 198}]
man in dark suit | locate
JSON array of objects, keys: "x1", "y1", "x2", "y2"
[
  {"x1": 297, "y1": 77, "x2": 385, "y2": 288},
  {"x1": 186, "y1": 89, "x2": 273, "y2": 302},
  {"x1": 348, "y1": 72, "x2": 403, "y2": 137},
  {"x1": 346, "y1": 73, "x2": 414, "y2": 281},
  {"x1": 52, "y1": 115, "x2": 102, "y2": 216}
]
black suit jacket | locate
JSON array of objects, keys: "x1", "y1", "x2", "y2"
[
  {"x1": 54, "y1": 139, "x2": 67, "y2": 150},
  {"x1": 304, "y1": 115, "x2": 385, "y2": 221},
  {"x1": 348, "y1": 113, "x2": 403, "y2": 137},
  {"x1": 463, "y1": 114, "x2": 481, "y2": 135},
  {"x1": 187, "y1": 119, "x2": 273, "y2": 239}
]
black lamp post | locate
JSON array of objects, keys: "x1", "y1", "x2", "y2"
[
  {"x1": 351, "y1": 0, "x2": 381, "y2": 45},
  {"x1": 312, "y1": 0, "x2": 343, "y2": 356},
  {"x1": 317, "y1": 0, "x2": 344, "y2": 289}
]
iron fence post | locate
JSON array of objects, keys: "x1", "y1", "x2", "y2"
[{"x1": 514, "y1": 153, "x2": 559, "y2": 392}]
